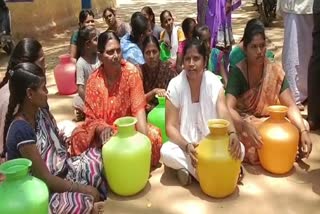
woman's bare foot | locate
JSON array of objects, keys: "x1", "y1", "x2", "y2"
[{"x1": 91, "y1": 202, "x2": 105, "y2": 214}]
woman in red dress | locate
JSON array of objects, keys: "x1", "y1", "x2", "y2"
[{"x1": 70, "y1": 31, "x2": 162, "y2": 166}]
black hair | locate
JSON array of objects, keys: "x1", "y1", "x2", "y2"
[
  {"x1": 160, "y1": 10, "x2": 173, "y2": 24},
  {"x1": 181, "y1": 18, "x2": 196, "y2": 37},
  {"x1": 0, "y1": 38, "x2": 42, "y2": 89},
  {"x1": 142, "y1": 35, "x2": 160, "y2": 53},
  {"x1": 130, "y1": 12, "x2": 149, "y2": 43},
  {"x1": 243, "y1": 18, "x2": 266, "y2": 47},
  {"x1": 76, "y1": 26, "x2": 98, "y2": 59},
  {"x1": 3, "y1": 62, "x2": 44, "y2": 156},
  {"x1": 78, "y1": 9, "x2": 94, "y2": 26},
  {"x1": 193, "y1": 25, "x2": 211, "y2": 59},
  {"x1": 141, "y1": 6, "x2": 155, "y2": 24},
  {"x1": 102, "y1": 7, "x2": 116, "y2": 18},
  {"x1": 97, "y1": 30, "x2": 120, "y2": 53},
  {"x1": 183, "y1": 38, "x2": 208, "y2": 63},
  {"x1": 194, "y1": 25, "x2": 210, "y2": 39}
]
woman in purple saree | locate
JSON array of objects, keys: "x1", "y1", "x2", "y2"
[{"x1": 197, "y1": 0, "x2": 241, "y2": 48}]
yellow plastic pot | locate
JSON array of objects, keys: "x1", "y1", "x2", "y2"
[{"x1": 196, "y1": 119, "x2": 240, "y2": 198}]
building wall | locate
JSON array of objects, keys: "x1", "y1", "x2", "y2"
[{"x1": 7, "y1": 0, "x2": 116, "y2": 38}]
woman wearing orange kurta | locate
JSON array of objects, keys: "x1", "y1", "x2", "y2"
[{"x1": 70, "y1": 31, "x2": 162, "y2": 166}]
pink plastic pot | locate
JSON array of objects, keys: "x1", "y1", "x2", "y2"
[{"x1": 54, "y1": 54, "x2": 77, "y2": 95}]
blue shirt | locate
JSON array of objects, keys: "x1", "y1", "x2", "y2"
[
  {"x1": 6, "y1": 120, "x2": 36, "y2": 160},
  {"x1": 120, "y1": 33, "x2": 145, "y2": 65}
]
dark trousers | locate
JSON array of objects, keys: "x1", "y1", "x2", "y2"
[
  {"x1": 0, "y1": 7, "x2": 10, "y2": 34},
  {"x1": 308, "y1": 13, "x2": 320, "y2": 125}
]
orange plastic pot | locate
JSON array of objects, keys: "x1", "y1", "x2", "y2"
[{"x1": 258, "y1": 105, "x2": 299, "y2": 174}]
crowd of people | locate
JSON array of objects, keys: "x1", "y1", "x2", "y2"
[{"x1": 0, "y1": 0, "x2": 319, "y2": 213}]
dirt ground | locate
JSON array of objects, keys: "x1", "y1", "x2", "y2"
[{"x1": 0, "y1": 0, "x2": 319, "y2": 213}]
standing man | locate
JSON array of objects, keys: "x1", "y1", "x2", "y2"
[
  {"x1": 0, "y1": 0, "x2": 10, "y2": 35},
  {"x1": 308, "y1": 2, "x2": 320, "y2": 130},
  {"x1": 277, "y1": 1, "x2": 314, "y2": 110}
]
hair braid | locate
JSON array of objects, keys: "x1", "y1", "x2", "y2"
[{"x1": 1, "y1": 93, "x2": 18, "y2": 157}]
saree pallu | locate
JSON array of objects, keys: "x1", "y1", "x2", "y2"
[
  {"x1": 236, "y1": 60, "x2": 285, "y2": 164},
  {"x1": 49, "y1": 148, "x2": 107, "y2": 214},
  {"x1": 36, "y1": 109, "x2": 107, "y2": 214}
]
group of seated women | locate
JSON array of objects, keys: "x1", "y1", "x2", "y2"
[{"x1": 0, "y1": 5, "x2": 312, "y2": 213}]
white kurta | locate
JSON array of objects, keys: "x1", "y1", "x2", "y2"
[{"x1": 160, "y1": 70, "x2": 244, "y2": 178}]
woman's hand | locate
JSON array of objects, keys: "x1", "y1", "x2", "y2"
[
  {"x1": 241, "y1": 122, "x2": 263, "y2": 149},
  {"x1": 58, "y1": 130, "x2": 70, "y2": 146},
  {"x1": 153, "y1": 88, "x2": 167, "y2": 97},
  {"x1": 225, "y1": 0, "x2": 232, "y2": 14},
  {"x1": 229, "y1": 133, "x2": 242, "y2": 160},
  {"x1": 299, "y1": 131, "x2": 313, "y2": 158},
  {"x1": 99, "y1": 127, "x2": 114, "y2": 145},
  {"x1": 186, "y1": 143, "x2": 199, "y2": 168},
  {"x1": 95, "y1": 126, "x2": 114, "y2": 146},
  {"x1": 0, "y1": 173, "x2": 5, "y2": 182},
  {"x1": 163, "y1": 39, "x2": 172, "y2": 49},
  {"x1": 79, "y1": 185, "x2": 101, "y2": 202}
]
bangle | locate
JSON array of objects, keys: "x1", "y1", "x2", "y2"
[
  {"x1": 300, "y1": 129, "x2": 308, "y2": 134},
  {"x1": 228, "y1": 131, "x2": 236, "y2": 136}
]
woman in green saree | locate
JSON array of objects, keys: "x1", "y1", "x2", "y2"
[{"x1": 226, "y1": 19, "x2": 312, "y2": 164}]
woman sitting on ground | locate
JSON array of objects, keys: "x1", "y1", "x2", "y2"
[
  {"x1": 141, "y1": 6, "x2": 163, "y2": 40},
  {"x1": 159, "y1": 10, "x2": 185, "y2": 64},
  {"x1": 70, "y1": 9, "x2": 95, "y2": 59},
  {"x1": 70, "y1": 31, "x2": 162, "y2": 166},
  {"x1": 160, "y1": 39, "x2": 244, "y2": 186},
  {"x1": 103, "y1": 7, "x2": 131, "y2": 38},
  {"x1": 4, "y1": 63, "x2": 106, "y2": 214},
  {"x1": 73, "y1": 26, "x2": 100, "y2": 121},
  {"x1": 120, "y1": 12, "x2": 152, "y2": 65},
  {"x1": 140, "y1": 35, "x2": 177, "y2": 112},
  {"x1": 176, "y1": 17, "x2": 196, "y2": 73},
  {"x1": 229, "y1": 19, "x2": 275, "y2": 73},
  {"x1": 194, "y1": 25, "x2": 229, "y2": 86},
  {"x1": 0, "y1": 38, "x2": 46, "y2": 157},
  {"x1": 226, "y1": 19, "x2": 312, "y2": 165}
]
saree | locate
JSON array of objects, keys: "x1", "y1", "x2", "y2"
[
  {"x1": 205, "y1": 0, "x2": 241, "y2": 48},
  {"x1": 70, "y1": 61, "x2": 162, "y2": 166},
  {"x1": 235, "y1": 59, "x2": 285, "y2": 164},
  {"x1": 141, "y1": 61, "x2": 177, "y2": 111},
  {"x1": 37, "y1": 108, "x2": 107, "y2": 214}
]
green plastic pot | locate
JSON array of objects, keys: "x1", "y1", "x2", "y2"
[
  {"x1": 147, "y1": 96, "x2": 168, "y2": 143},
  {"x1": 160, "y1": 42, "x2": 171, "y2": 62},
  {"x1": 102, "y1": 117, "x2": 151, "y2": 196},
  {"x1": 0, "y1": 158, "x2": 49, "y2": 214}
]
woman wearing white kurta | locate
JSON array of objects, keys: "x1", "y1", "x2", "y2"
[
  {"x1": 277, "y1": 0, "x2": 314, "y2": 109},
  {"x1": 160, "y1": 39, "x2": 245, "y2": 186}
]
